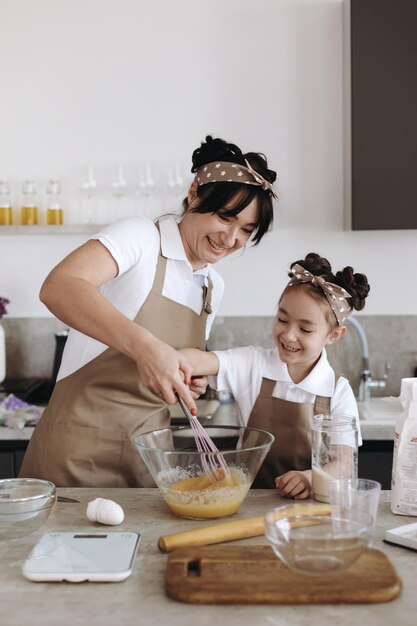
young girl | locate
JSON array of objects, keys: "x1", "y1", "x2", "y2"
[{"x1": 181, "y1": 252, "x2": 370, "y2": 497}]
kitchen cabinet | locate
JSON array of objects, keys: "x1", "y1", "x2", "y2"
[
  {"x1": 0, "y1": 434, "x2": 394, "y2": 485},
  {"x1": 0, "y1": 442, "x2": 26, "y2": 478},
  {"x1": 358, "y1": 440, "x2": 393, "y2": 489},
  {"x1": 350, "y1": 0, "x2": 417, "y2": 229}
]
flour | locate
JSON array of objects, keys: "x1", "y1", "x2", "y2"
[{"x1": 391, "y1": 378, "x2": 417, "y2": 516}]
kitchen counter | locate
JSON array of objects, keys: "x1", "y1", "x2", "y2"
[
  {"x1": 0, "y1": 400, "x2": 396, "y2": 442},
  {"x1": 0, "y1": 489, "x2": 416, "y2": 626}
]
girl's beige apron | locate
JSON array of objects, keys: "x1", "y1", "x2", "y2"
[
  {"x1": 247, "y1": 377, "x2": 336, "y2": 489},
  {"x1": 19, "y1": 243, "x2": 212, "y2": 488}
]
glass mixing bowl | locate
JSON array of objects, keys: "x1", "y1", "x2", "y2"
[
  {"x1": 0, "y1": 478, "x2": 56, "y2": 540},
  {"x1": 265, "y1": 503, "x2": 373, "y2": 576},
  {"x1": 134, "y1": 425, "x2": 274, "y2": 519}
]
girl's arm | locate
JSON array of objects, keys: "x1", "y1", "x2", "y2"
[{"x1": 180, "y1": 348, "x2": 220, "y2": 376}]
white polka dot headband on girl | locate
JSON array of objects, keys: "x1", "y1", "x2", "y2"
[
  {"x1": 287, "y1": 264, "x2": 353, "y2": 325},
  {"x1": 195, "y1": 159, "x2": 278, "y2": 199}
]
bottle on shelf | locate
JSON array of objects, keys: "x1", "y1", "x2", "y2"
[
  {"x1": 0, "y1": 179, "x2": 13, "y2": 225},
  {"x1": 46, "y1": 179, "x2": 63, "y2": 225},
  {"x1": 21, "y1": 179, "x2": 38, "y2": 225}
]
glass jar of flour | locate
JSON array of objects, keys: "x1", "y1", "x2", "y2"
[{"x1": 312, "y1": 414, "x2": 358, "y2": 503}]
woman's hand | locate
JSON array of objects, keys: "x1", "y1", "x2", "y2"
[
  {"x1": 275, "y1": 470, "x2": 312, "y2": 500},
  {"x1": 132, "y1": 334, "x2": 197, "y2": 413}
]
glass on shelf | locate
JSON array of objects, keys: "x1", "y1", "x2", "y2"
[
  {"x1": 160, "y1": 161, "x2": 191, "y2": 215},
  {"x1": 166, "y1": 162, "x2": 186, "y2": 197},
  {"x1": 21, "y1": 179, "x2": 38, "y2": 225},
  {"x1": 79, "y1": 165, "x2": 100, "y2": 224},
  {"x1": 134, "y1": 162, "x2": 160, "y2": 220},
  {"x1": 109, "y1": 163, "x2": 129, "y2": 198},
  {"x1": 0, "y1": 179, "x2": 13, "y2": 225},
  {"x1": 46, "y1": 179, "x2": 64, "y2": 225},
  {"x1": 107, "y1": 163, "x2": 135, "y2": 221},
  {"x1": 138, "y1": 163, "x2": 156, "y2": 197}
]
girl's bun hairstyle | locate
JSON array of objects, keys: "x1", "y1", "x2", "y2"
[
  {"x1": 184, "y1": 135, "x2": 277, "y2": 245},
  {"x1": 290, "y1": 252, "x2": 370, "y2": 311}
]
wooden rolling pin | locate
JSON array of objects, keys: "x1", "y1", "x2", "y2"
[{"x1": 158, "y1": 502, "x2": 331, "y2": 553}]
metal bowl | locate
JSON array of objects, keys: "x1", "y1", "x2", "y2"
[
  {"x1": 265, "y1": 503, "x2": 372, "y2": 576},
  {"x1": 0, "y1": 478, "x2": 56, "y2": 540}
]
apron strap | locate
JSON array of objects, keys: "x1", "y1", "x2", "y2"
[
  {"x1": 155, "y1": 219, "x2": 214, "y2": 320},
  {"x1": 152, "y1": 221, "x2": 167, "y2": 295},
  {"x1": 202, "y1": 277, "x2": 214, "y2": 316},
  {"x1": 260, "y1": 378, "x2": 276, "y2": 395},
  {"x1": 313, "y1": 372, "x2": 342, "y2": 415}
]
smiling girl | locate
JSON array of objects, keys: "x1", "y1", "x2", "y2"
[{"x1": 181, "y1": 252, "x2": 370, "y2": 496}]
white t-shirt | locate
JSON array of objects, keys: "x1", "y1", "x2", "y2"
[
  {"x1": 57, "y1": 215, "x2": 224, "y2": 381},
  {"x1": 211, "y1": 346, "x2": 362, "y2": 445}
]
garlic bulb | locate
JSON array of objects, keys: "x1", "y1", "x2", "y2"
[{"x1": 86, "y1": 498, "x2": 125, "y2": 526}]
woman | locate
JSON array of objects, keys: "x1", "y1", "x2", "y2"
[{"x1": 19, "y1": 135, "x2": 277, "y2": 487}]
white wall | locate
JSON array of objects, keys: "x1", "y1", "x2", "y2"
[{"x1": 0, "y1": 0, "x2": 416, "y2": 318}]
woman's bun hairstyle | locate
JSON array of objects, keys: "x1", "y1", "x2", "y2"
[
  {"x1": 290, "y1": 252, "x2": 370, "y2": 311},
  {"x1": 191, "y1": 135, "x2": 277, "y2": 186}
]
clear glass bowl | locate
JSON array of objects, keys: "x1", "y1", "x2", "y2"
[
  {"x1": 134, "y1": 425, "x2": 274, "y2": 520},
  {"x1": 265, "y1": 503, "x2": 372, "y2": 576},
  {"x1": 0, "y1": 478, "x2": 56, "y2": 540}
]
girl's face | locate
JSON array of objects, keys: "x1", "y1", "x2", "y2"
[
  {"x1": 273, "y1": 286, "x2": 346, "y2": 383},
  {"x1": 179, "y1": 187, "x2": 259, "y2": 270}
]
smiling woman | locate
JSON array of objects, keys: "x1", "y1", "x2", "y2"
[{"x1": 19, "y1": 135, "x2": 277, "y2": 488}]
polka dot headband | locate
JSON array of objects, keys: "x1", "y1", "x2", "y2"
[
  {"x1": 195, "y1": 159, "x2": 278, "y2": 199},
  {"x1": 287, "y1": 264, "x2": 353, "y2": 325}
]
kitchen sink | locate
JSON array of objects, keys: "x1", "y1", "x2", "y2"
[{"x1": 357, "y1": 398, "x2": 402, "y2": 422}]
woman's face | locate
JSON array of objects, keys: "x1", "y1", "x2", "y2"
[{"x1": 179, "y1": 195, "x2": 259, "y2": 270}]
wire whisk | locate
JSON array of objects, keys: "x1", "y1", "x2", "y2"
[{"x1": 177, "y1": 395, "x2": 230, "y2": 482}]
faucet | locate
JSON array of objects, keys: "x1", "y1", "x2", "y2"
[{"x1": 345, "y1": 317, "x2": 390, "y2": 402}]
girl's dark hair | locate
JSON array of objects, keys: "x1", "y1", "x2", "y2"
[
  {"x1": 182, "y1": 135, "x2": 277, "y2": 245},
  {"x1": 285, "y1": 252, "x2": 370, "y2": 324}
]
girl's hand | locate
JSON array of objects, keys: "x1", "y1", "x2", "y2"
[
  {"x1": 189, "y1": 376, "x2": 209, "y2": 399},
  {"x1": 275, "y1": 470, "x2": 312, "y2": 500}
]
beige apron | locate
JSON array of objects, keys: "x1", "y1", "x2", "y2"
[
  {"x1": 248, "y1": 377, "x2": 336, "y2": 489},
  {"x1": 19, "y1": 238, "x2": 212, "y2": 488}
]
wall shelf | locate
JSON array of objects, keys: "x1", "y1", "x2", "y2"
[{"x1": 0, "y1": 224, "x2": 107, "y2": 235}]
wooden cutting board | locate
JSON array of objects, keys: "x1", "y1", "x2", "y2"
[{"x1": 166, "y1": 545, "x2": 402, "y2": 604}]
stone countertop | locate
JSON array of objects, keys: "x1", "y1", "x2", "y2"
[
  {"x1": 0, "y1": 489, "x2": 416, "y2": 626},
  {"x1": 0, "y1": 401, "x2": 396, "y2": 441}
]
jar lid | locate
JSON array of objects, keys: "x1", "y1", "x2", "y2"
[{"x1": 312, "y1": 414, "x2": 357, "y2": 432}]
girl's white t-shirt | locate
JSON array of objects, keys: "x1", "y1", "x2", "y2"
[
  {"x1": 57, "y1": 215, "x2": 224, "y2": 381},
  {"x1": 211, "y1": 346, "x2": 362, "y2": 445}
]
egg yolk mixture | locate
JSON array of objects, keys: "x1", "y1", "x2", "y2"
[{"x1": 164, "y1": 467, "x2": 250, "y2": 519}]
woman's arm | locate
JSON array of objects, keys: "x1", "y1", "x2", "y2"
[
  {"x1": 180, "y1": 348, "x2": 220, "y2": 376},
  {"x1": 40, "y1": 240, "x2": 196, "y2": 411}
]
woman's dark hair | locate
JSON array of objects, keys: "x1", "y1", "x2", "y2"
[
  {"x1": 283, "y1": 252, "x2": 370, "y2": 325},
  {"x1": 182, "y1": 135, "x2": 277, "y2": 245}
]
